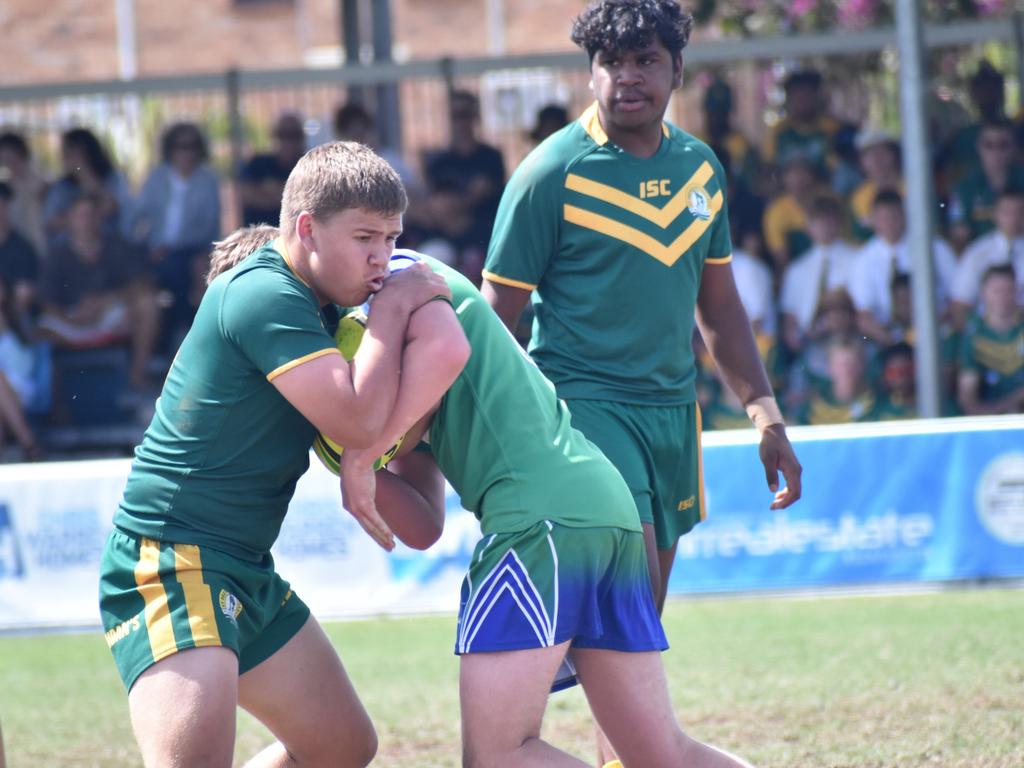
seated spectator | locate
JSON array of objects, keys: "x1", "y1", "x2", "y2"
[
  {"x1": 875, "y1": 342, "x2": 917, "y2": 420},
  {"x1": 780, "y1": 194, "x2": 861, "y2": 353},
  {"x1": 762, "y1": 69, "x2": 841, "y2": 181},
  {"x1": 950, "y1": 188, "x2": 1024, "y2": 329},
  {"x1": 527, "y1": 103, "x2": 570, "y2": 147},
  {"x1": 762, "y1": 154, "x2": 820, "y2": 274},
  {"x1": 731, "y1": 239, "x2": 776, "y2": 343},
  {"x1": 796, "y1": 336, "x2": 881, "y2": 425},
  {"x1": 0, "y1": 131, "x2": 48, "y2": 257},
  {"x1": 42, "y1": 128, "x2": 132, "y2": 246},
  {"x1": 424, "y1": 90, "x2": 506, "y2": 256},
  {"x1": 849, "y1": 129, "x2": 903, "y2": 242},
  {"x1": 947, "y1": 120, "x2": 1024, "y2": 251},
  {"x1": 238, "y1": 112, "x2": 306, "y2": 226},
  {"x1": 957, "y1": 264, "x2": 1024, "y2": 415},
  {"x1": 334, "y1": 102, "x2": 423, "y2": 193},
  {"x1": 785, "y1": 288, "x2": 875, "y2": 413},
  {"x1": 849, "y1": 190, "x2": 957, "y2": 346},
  {"x1": 703, "y1": 77, "x2": 760, "y2": 192},
  {"x1": 37, "y1": 194, "x2": 160, "y2": 392},
  {"x1": 942, "y1": 61, "x2": 1008, "y2": 191},
  {"x1": 415, "y1": 179, "x2": 490, "y2": 282},
  {"x1": 830, "y1": 121, "x2": 864, "y2": 198},
  {"x1": 127, "y1": 122, "x2": 220, "y2": 345},
  {"x1": 0, "y1": 182, "x2": 41, "y2": 321},
  {"x1": 0, "y1": 277, "x2": 43, "y2": 461}
]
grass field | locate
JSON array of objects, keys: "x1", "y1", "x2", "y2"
[{"x1": 2, "y1": 586, "x2": 1021, "y2": 767}]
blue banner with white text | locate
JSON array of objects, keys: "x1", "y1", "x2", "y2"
[{"x1": 668, "y1": 420, "x2": 1024, "y2": 594}]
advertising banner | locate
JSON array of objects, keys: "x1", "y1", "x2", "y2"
[{"x1": 1, "y1": 416, "x2": 1022, "y2": 630}]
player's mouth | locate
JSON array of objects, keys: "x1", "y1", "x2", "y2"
[
  {"x1": 614, "y1": 93, "x2": 649, "y2": 112},
  {"x1": 366, "y1": 274, "x2": 387, "y2": 292}
]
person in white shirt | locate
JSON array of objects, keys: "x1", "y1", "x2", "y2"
[
  {"x1": 780, "y1": 194, "x2": 862, "y2": 352},
  {"x1": 950, "y1": 188, "x2": 1024, "y2": 328},
  {"x1": 731, "y1": 246, "x2": 776, "y2": 339},
  {"x1": 849, "y1": 190, "x2": 956, "y2": 345}
]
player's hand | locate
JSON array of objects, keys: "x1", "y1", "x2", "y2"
[
  {"x1": 759, "y1": 424, "x2": 802, "y2": 510},
  {"x1": 340, "y1": 450, "x2": 395, "y2": 551},
  {"x1": 375, "y1": 261, "x2": 451, "y2": 312}
]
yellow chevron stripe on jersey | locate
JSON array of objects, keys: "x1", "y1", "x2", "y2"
[
  {"x1": 135, "y1": 539, "x2": 178, "y2": 663},
  {"x1": 563, "y1": 189, "x2": 723, "y2": 267},
  {"x1": 565, "y1": 161, "x2": 714, "y2": 229},
  {"x1": 173, "y1": 544, "x2": 222, "y2": 647},
  {"x1": 972, "y1": 334, "x2": 1024, "y2": 376}
]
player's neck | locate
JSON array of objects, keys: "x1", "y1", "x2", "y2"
[
  {"x1": 280, "y1": 234, "x2": 327, "y2": 305},
  {"x1": 600, "y1": 113, "x2": 664, "y2": 159}
]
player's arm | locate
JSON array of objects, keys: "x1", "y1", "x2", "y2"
[
  {"x1": 340, "y1": 299, "x2": 469, "y2": 549},
  {"x1": 272, "y1": 263, "x2": 452, "y2": 450},
  {"x1": 696, "y1": 261, "x2": 802, "y2": 508},
  {"x1": 374, "y1": 450, "x2": 447, "y2": 550},
  {"x1": 481, "y1": 280, "x2": 531, "y2": 332}
]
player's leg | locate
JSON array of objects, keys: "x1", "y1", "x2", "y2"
[
  {"x1": 574, "y1": 648, "x2": 754, "y2": 768},
  {"x1": 100, "y1": 532, "x2": 247, "y2": 767},
  {"x1": 238, "y1": 615, "x2": 377, "y2": 768},
  {"x1": 129, "y1": 646, "x2": 240, "y2": 767},
  {"x1": 461, "y1": 642, "x2": 590, "y2": 767}
]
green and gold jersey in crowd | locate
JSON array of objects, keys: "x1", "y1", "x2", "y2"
[
  {"x1": 950, "y1": 165, "x2": 1024, "y2": 239},
  {"x1": 115, "y1": 242, "x2": 339, "y2": 561},
  {"x1": 483, "y1": 103, "x2": 733, "y2": 406},
  {"x1": 797, "y1": 388, "x2": 881, "y2": 426},
  {"x1": 959, "y1": 314, "x2": 1024, "y2": 401},
  {"x1": 415, "y1": 254, "x2": 639, "y2": 536}
]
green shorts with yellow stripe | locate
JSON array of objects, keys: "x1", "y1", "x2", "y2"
[
  {"x1": 98, "y1": 528, "x2": 310, "y2": 691},
  {"x1": 564, "y1": 399, "x2": 705, "y2": 550}
]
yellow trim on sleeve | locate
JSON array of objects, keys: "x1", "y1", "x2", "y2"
[
  {"x1": 173, "y1": 544, "x2": 222, "y2": 648},
  {"x1": 135, "y1": 539, "x2": 178, "y2": 664},
  {"x1": 705, "y1": 254, "x2": 733, "y2": 264},
  {"x1": 266, "y1": 347, "x2": 342, "y2": 382},
  {"x1": 481, "y1": 270, "x2": 537, "y2": 291}
]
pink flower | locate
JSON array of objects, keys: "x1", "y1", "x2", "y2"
[
  {"x1": 975, "y1": 0, "x2": 1005, "y2": 16},
  {"x1": 838, "y1": 0, "x2": 877, "y2": 29},
  {"x1": 788, "y1": 0, "x2": 818, "y2": 19}
]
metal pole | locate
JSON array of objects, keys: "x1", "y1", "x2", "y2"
[
  {"x1": 371, "y1": 0, "x2": 401, "y2": 151},
  {"x1": 342, "y1": 0, "x2": 364, "y2": 104},
  {"x1": 226, "y1": 68, "x2": 244, "y2": 177},
  {"x1": 895, "y1": 0, "x2": 940, "y2": 418}
]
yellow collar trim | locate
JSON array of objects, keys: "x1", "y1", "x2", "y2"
[
  {"x1": 274, "y1": 236, "x2": 312, "y2": 290},
  {"x1": 579, "y1": 102, "x2": 670, "y2": 146}
]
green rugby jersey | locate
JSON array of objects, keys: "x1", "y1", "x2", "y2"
[
  {"x1": 484, "y1": 103, "x2": 732, "y2": 406},
  {"x1": 959, "y1": 314, "x2": 1024, "y2": 401},
  {"x1": 418, "y1": 254, "x2": 640, "y2": 536},
  {"x1": 115, "y1": 242, "x2": 340, "y2": 561}
]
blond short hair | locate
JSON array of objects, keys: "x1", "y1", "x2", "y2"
[
  {"x1": 206, "y1": 224, "x2": 279, "y2": 285},
  {"x1": 279, "y1": 141, "x2": 407, "y2": 233}
]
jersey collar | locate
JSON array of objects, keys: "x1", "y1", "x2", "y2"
[{"x1": 579, "y1": 102, "x2": 670, "y2": 147}]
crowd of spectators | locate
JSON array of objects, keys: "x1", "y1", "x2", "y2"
[
  {"x1": 0, "y1": 59, "x2": 1021, "y2": 461},
  {"x1": 695, "y1": 63, "x2": 1024, "y2": 429}
]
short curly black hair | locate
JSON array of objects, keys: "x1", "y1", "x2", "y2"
[{"x1": 570, "y1": 0, "x2": 693, "y2": 61}]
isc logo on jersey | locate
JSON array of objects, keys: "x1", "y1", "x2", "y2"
[{"x1": 311, "y1": 250, "x2": 426, "y2": 475}]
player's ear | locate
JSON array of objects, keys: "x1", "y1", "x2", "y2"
[
  {"x1": 672, "y1": 54, "x2": 684, "y2": 89},
  {"x1": 295, "y1": 211, "x2": 316, "y2": 253}
]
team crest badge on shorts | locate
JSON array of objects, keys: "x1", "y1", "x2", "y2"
[
  {"x1": 685, "y1": 183, "x2": 712, "y2": 221},
  {"x1": 219, "y1": 589, "x2": 243, "y2": 625}
]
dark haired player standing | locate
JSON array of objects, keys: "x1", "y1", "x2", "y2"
[{"x1": 483, "y1": 3, "x2": 802, "y2": 762}]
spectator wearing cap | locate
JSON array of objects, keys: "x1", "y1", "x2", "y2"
[
  {"x1": 849, "y1": 190, "x2": 957, "y2": 346},
  {"x1": 702, "y1": 77, "x2": 760, "y2": 192},
  {"x1": 127, "y1": 122, "x2": 221, "y2": 346},
  {"x1": 762, "y1": 154, "x2": 822, "y2": 274},
  {"x1": 762, "y1": 69, "x2": 841, "y2": 180},
  {"x1": 957, "y1": 264, "x2": 1024, "y2": 415},
  {"x1": 238, "y1": 112, "x2": 307, "y2": 227},
  {"x1": 942, "y1": 61, "x2": 1008, "y2": 189},
  {"x1": 849, "y1": 128, "x2": 904, "y2": 242},
  {"x1": 780, "y1": 194, "x2": 862, "y2": 354},
  {"x1": 950, "y1": 188, "x2": 1024, "y2": 329},
  {"x1": 947, "y1": 120, "x2": 1024, "y2": 250},
  {"x1": 527, "y1": 104, "x2": 569, "y2": 147},
  {"x1": 0, "y1": 132, "x2": 48, "y2": 258},
  {"x1": 0, "y1": 182, "x2": 41, "y2": 323}
]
